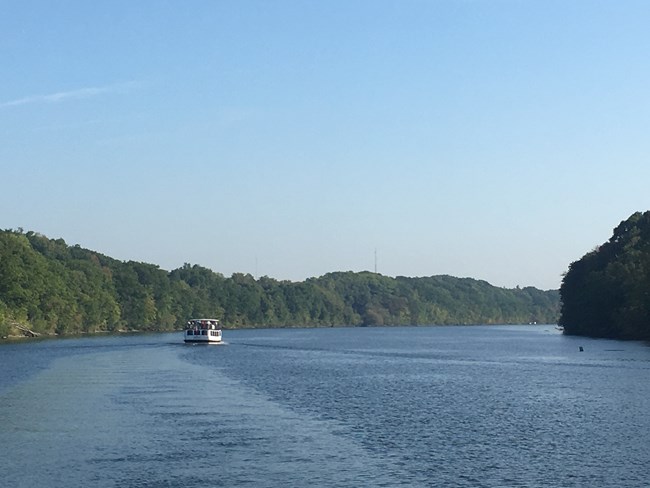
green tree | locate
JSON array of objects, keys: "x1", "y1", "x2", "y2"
[
  {"x1": 560, "y1": 211, "x2": 650, "y2": 340},
  {"x1": 0, "y1": 228, "x2": 561, "y2": 336}
]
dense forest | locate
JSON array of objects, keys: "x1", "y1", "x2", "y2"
[
  {"x1": 0, "y1": 229, "x2": 560, "y2": 338},
  {"x1": 559, "y1": 211, "x2": 650, "y2": 340}
]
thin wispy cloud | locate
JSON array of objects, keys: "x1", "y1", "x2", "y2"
[{"x1": 0, "y1": 81, "x2": 142, "y2": 108}]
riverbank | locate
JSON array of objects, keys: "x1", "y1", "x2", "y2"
[{"x1": 0, "y1": 327, "x2": 166, "y2": 343}]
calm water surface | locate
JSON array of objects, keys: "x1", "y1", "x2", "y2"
[{"x1": 1, "y1": 325, "x2": 649, "y2": 487}]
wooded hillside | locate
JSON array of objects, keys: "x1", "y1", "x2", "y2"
[
  {"x1": 0, "y1": 229, "x2": 560, "y2": 337},
  {"x1": 559, "y1": 211, "x2": 650, "y2": 340}
]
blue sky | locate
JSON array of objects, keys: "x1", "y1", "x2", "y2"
[{"x1": 2, "y1": 1, "x2": 649, "y2": 290}]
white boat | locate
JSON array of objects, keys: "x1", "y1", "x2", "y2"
[{"x1": 184, "y1": 318, "x2": 223, "y2": 344}]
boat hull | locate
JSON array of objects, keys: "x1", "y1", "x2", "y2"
[{"x1": 183, "y1": 337, "x2": 223, "y2": 344}]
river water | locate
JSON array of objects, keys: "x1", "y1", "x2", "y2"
[{"x1": 0, "y1": 325, "x2": 649, "y2": 487}]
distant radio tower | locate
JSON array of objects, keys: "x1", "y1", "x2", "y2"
[{"x1": 374, "y1": 248, "x2": 377, "y2": 274}]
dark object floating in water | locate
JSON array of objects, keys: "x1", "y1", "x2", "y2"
[{"x1": 579, "y1": 346, "x2": 584, "y2": 352}]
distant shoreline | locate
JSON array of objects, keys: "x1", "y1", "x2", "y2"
[
  {"x1": 0, "y1": 328, "x2": 166, "y2": 343},
  {"x1": 1, "y1": 323, "x2": 564, "y2": 345}
]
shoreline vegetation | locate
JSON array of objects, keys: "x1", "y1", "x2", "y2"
[
  {"x1": 0, "y1": 229, "x2": 560, "y2": 340},
  {"x1": 559, "y1": 211, "x2": 650, "y2": 341},
  {"x1": 5, "y1": 211, "x2": 650, "y2": 342}
]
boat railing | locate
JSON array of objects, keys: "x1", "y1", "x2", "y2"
[{"x1": 186, "y1": 319, "x2": 221, "y2": 331}]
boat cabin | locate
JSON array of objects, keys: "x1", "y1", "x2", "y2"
[{"x1": 184, "y1": 318, "x2": 223, "y2": 343}]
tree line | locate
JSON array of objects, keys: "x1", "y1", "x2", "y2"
[
  {"x1": 0, "y1": 229, "x2": 560, "y2": 337},
  {"x1": 559, "y1": 211, "x2": 650, "y2": 340}
]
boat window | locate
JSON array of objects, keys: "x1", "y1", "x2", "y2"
[
  {"x1": 187, "y1": 330, "x2": 193, "y2": 335},
  {"x1": 201, "y1": 330, "x2": 207, "y2": 335}
]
